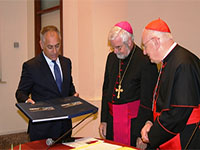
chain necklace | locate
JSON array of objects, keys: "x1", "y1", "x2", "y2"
[
  {"x1": 152, "y1": 61, "x2": 164, "y2": 110},
  {"x1": 115, "y1": 45, "x2": 136, "y2": 99}
]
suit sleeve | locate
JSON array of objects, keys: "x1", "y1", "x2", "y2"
[
  {"x1": 68, "y1": 59, "x2": 76, "y2": 96},
  {"x1": 15, "y1": 62, "x2": 33, "y2": 103}
]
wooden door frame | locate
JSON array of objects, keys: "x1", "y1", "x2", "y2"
[{"x1": 34, "y1": 0, "x2": 63, "y2": 56}]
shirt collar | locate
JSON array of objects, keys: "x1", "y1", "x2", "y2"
[{"x1": 42, "y1": 51, "x2": 60, "y2": 65}]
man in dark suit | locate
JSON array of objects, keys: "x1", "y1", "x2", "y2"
[{"x1": 16, "y1": 25, "x2": 79, "y2": 141}]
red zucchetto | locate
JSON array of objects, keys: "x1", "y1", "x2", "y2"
[
  {"x1": 145, "y1": 18, "x2": 171, "y2": 33},
  {"x1": 115, "y1": 21, "x2": 133, "y2": 34}
]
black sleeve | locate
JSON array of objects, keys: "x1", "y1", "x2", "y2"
[
  {"x1": 140, "y1": 61, "x2": 158, "y2": 120},
  {"x1": 15, "y1": 62, "x2": 33, "y2": 103},
  {"x1": 101, "y1": 55, "x2": 110, "y2": 122},
  {"x1": 133, "y1": 61, "x2": 158, "y2": 137},
  {"x1": 148, "y1": 107, "x2": 193, "y2": 148},
  {"x1": 68, "y1": 59, "x2": 76, "y2": 96},
  {"x1": 171, "y1": 64, "x2": 200, "y2": 106}
]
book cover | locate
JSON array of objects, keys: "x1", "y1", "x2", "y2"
[{"x1": 16, "y1": 96, "x2": 98, "y2": 123}]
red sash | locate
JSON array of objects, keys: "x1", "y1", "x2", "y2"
[
  {"x1": 153, "y1": 104, "x2": 200, "y2": 149},
  {"x1": 108, "y1": 100, "x2": 140, "y2": 145}
]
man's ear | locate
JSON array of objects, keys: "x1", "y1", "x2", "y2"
[
  {"x1": 153, "y1": 37, "x2": 160, "y2": 50},
  {"x1": 39, "y1": 40, "x2": 44, "y2": 50},
  {"x1": 128, "y1": 37, "x2": 132, "y2": 47}
]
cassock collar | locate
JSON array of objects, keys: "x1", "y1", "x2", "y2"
[
  {"x1": 163, "y1": 43, "x2": 179, "y2": 63},
  {"x1": 162, "y1": 42, "x2": 177, "y2": 63}
]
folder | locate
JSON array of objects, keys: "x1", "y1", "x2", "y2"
[{"x1": 16, "y1": 96, "x2": 98, "y2": 123}]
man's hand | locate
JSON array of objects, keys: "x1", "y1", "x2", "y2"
[
  {"x1": 141, "y1": 120, "x2": 153, "y2": 143},
  {"x1": 99, "y1": 122, "x2": 107, "y2": 139},
  {"x1": 136, "y1": 137, "x2": 147, "y2": 149},
  {"x1": 73, "y1": 93, "x2": 79, "y2": 97},
  {"x1": 25, "y1": 98, "x2": 35, "y2": 104}
]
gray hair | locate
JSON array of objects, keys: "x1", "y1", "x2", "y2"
[
  {"x1": 108, "y1": 26, "x2": 134, "y2": 46},
  {"x1": 40, "y1": 25, "x2": 61, "y2": 43}
]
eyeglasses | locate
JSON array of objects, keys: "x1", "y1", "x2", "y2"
[{"x1": 141, "y1": 37, "x2": 155, "y2": 50}]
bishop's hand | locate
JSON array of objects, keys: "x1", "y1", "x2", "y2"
[{"x1": 99, "y1": 122, "x2": 107, "y2": 139}]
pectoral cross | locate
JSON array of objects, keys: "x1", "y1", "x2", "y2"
[{"x1": 116, "y1": 84, "x2": 123, "y2": 99}]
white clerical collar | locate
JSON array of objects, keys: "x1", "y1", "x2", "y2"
[{"x1": 162, "y1": 42, "x2": 177, "y2": 61}]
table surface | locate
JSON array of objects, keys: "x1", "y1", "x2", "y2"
[{"x1": 12, "y1": 138, "x2": 138, "y2": 150}]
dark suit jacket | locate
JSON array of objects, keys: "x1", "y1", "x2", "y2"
[{"x1": 16, "y1": 53, "x2": 76, "y2": 141}]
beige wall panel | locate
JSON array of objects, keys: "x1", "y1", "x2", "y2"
[{"x1": 0, "y1": 0, "x2": 200, "y2": 137}]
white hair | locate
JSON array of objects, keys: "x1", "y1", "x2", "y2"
[
  {"x1": 147, "y1": 30, "x2": 173, "y2": 43},
  {"x1": 108, "y1": 26, "x2": 134, "y2": 45}
]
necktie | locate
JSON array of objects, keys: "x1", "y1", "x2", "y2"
[{"x1": 52, "y1": 60, "x2": 62, "y2": 92}]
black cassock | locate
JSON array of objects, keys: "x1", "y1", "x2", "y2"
[
  {"x1": 101, "y1": 45, "x2": 158, "y2": 146},
  {"x1": 148, "y1": 44, "x2": 200, "y2": 149}
]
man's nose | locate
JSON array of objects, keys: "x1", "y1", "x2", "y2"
[
  {"x1": 114, "y1": 48, "x2": 120, "y2": 54},
  {"x1": 52, "y1": 46, "x2": 57, "y2": 53},
  {"x1": 114, "y1": 49, "x2": 118, "y2": 54}
]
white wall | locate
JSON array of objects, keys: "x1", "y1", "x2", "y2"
[
  {"x1": 0, "y1": 0, "x2": 200, "y2": 136},
  {"x1": 0, "y1": 0, "x2": 34, "y2": 135},
  {"x1": 63, "y1": 0, "x2": 200, "y2": 101}
]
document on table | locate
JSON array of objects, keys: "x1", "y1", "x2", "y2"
[
  {"x1": 63, "y1": 137, "x2": 137, "y2": 150},
  {"x1": 63, "y1": 137, "x2": 102, "y2": 148}
]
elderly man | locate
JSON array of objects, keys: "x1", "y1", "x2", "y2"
[
  {"x1": 99, "y1": 21, "x2": 158, "y2": 146},
  {"x1": 139, "y1": 18, "x2": 200, "y2": 149},
  {"x1": 16, "y1": 25, "x2": 78, "y2": 141}
]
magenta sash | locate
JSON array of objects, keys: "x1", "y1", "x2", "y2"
[{"x1": 109, "y1": 100, "x2": 140, "y2": 145}]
